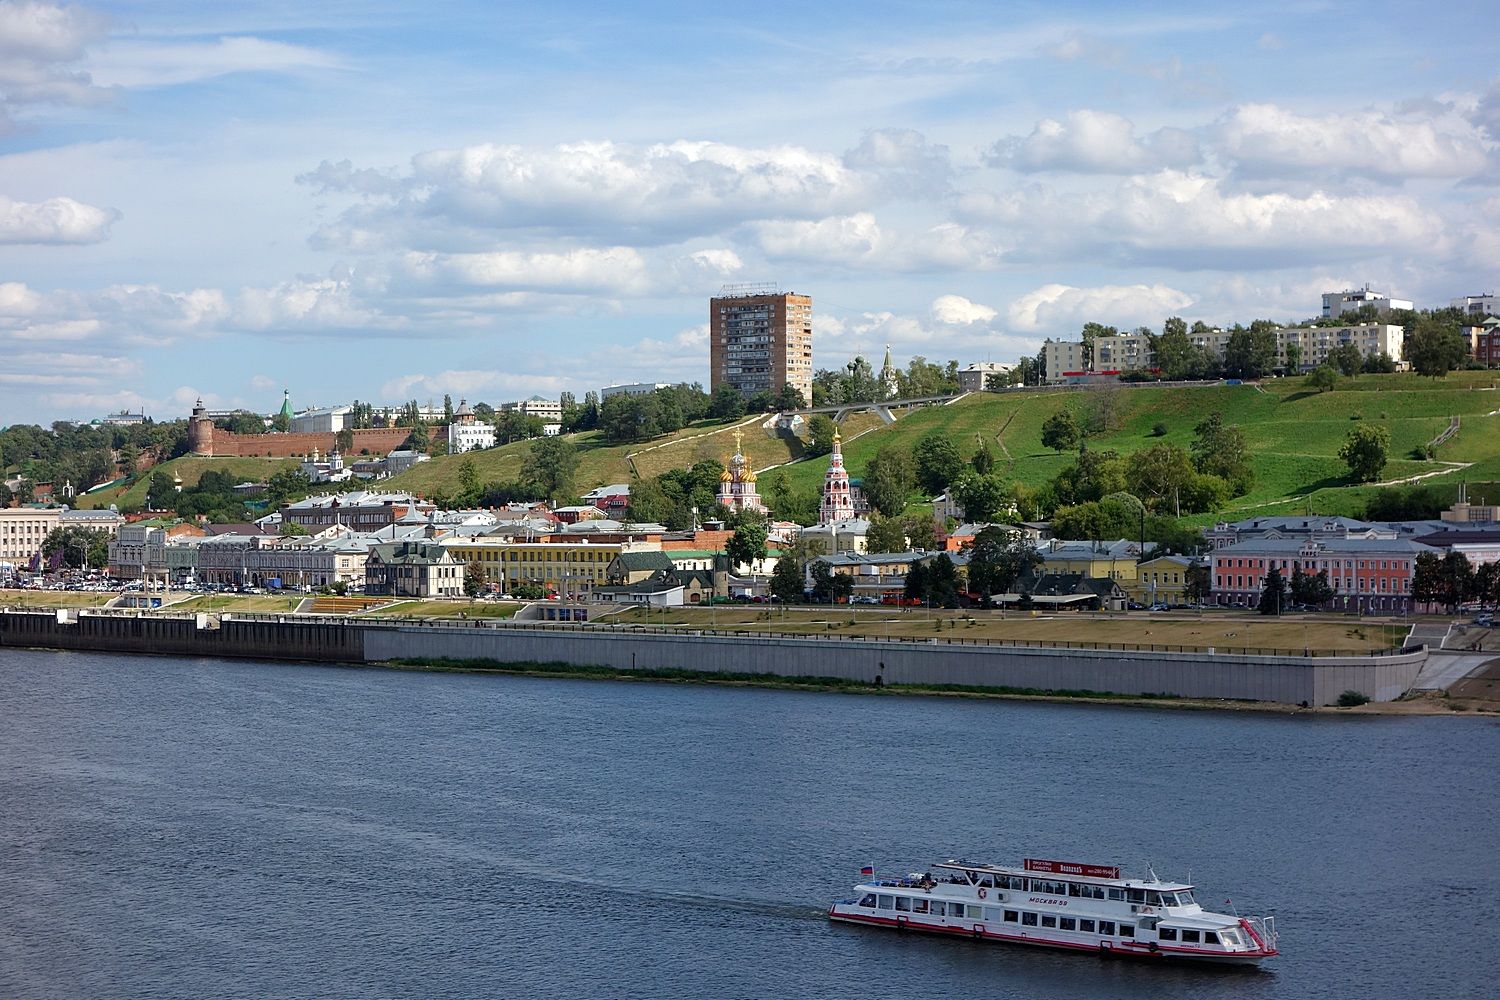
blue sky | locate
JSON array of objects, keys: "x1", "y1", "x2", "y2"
[{"x1": 1, "y1": 0, "x2": 1497, "y2": 424}]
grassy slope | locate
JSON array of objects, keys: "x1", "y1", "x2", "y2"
[
  {"x1": 386, "y1": 415, "x2": 807, "y2": 496},
  {"x1": 768, "y1": 371, "x2": 1500, "y2": 518},
  {"x1": 73, "y1": 456, "x2": 300, "y2": 511}
]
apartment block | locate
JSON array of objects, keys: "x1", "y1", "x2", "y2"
[{"x1": 710, "y1": 286, "x2": 813, "y2": 403}]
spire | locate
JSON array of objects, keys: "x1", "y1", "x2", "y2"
[{"x1": 733, "y1": 426, "x2": 743, "y2": 454}]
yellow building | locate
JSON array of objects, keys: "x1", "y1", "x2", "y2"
[
  {"x1": 1129, "y1": 555, "x2": 1199, "y2": 604},
  {"x1": 1039, "y1": 540, "x2": 1153, "y2": 584},
  {"x1": 441, "y1": 538, "x2": 658, "y2": 596}
]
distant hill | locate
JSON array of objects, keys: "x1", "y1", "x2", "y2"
[{"x1": 73, "y1": 456, "x2": 300, "y2": 511}]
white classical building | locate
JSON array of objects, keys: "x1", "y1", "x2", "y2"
[
  {"x1": 957, "y1": 361, "x2": 1017, "y2": 391},
  {"x1": 445, "y1": 399, "x2": 495, "y2": 454},
  {"x1": 1452, "y1": 294, "x2": 1498, "y2": 319}
]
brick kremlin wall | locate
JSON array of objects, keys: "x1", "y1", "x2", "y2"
[{"x1": 192, "y1": 425, "x2": 424, "y2": 457}]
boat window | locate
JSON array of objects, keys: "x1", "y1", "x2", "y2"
[
  {"x1": 977, "y1": 875, "x2": 995, "y2": 888},
  {"x1": 1098, "y1": 920, "x2": 1115, "y2": 935},
  {"x1": 1004, "y1": 875, "x2": 1027, "y2": 890},
  {"x1": 931, "y1": 901, "x2": 946, "y2": 916},
  {"x1": 895, "y1": 897, "x2": 912, "y2": 912},
  {"x1": 1107, "y1": 888, "x2": 1126, "y2": 901},
  {"x1": 1159, "y1": 927, "x2": 1178, "y2": 941},
  {"x1": 1203, "y1": 931, "x2": 1219, "y2": 945},
  {"x1": 1178, "y1": 890, "x2": 1195, "y2": 905},
  {"x1": 1220, "y1": 929, "x2": 1240, "y2": 947},
  {"x1": 1067, "y1": 882, "x2": 1081, "y2": 896},
  {"x1": 1004, "y1": 910, "x2": 1019, "y2": 923},
  {"x1": 984, "y1": 907, "x2": 1000, "y2": 921},
  {"x1": 878, "y1": 894, "x2": 894, "y2": 910},
  {"x1": 1021, "y1": 912, "x2": 1038, "y2": 926},
  {"x1": 1127, "y1": 889, "x2": 1146, "y2": 903},
  {"x1": 913, "y1": 899, "x2": 928, "y2": 914},
  {"x1": 1030, "y1": 879, "x2": 1067, "y2": 895},
  {"x1": 1119, "y1": 924, "x2": 1134, "y2": 938},
  {"x1": 1041, "y1": 915, "x2": 1057, "y2": 928},
  {"x1": 1059, "y1": 917, "x2": 1076, "y2": 931},
  {"x1": 858, "y1": 894, "x2": 877, "y2": 908},
  {"x1": 1181, "y1": 930, "x2": 1200, "y2": 943},
  {"x1": 1145, "y1": 891, "x2": 1163, "y2": 906}
]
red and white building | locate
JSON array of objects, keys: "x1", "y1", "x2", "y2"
[
  {"x1": 1209, "y1": 538, "x2": 1437, "y2": 614},
  {"x1": 819, "y1": 429, "x2": 855, "y2": 524}
]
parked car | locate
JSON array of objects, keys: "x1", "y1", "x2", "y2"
[{"x1": 1476, "y1": 614, "x2": 1494, "y2": 627}]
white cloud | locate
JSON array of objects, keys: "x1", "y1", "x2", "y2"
[
  {"x1": 0, "y1": 194, "x2": 117, "y2": 244},
  {"x1": 961, "y1": 170, "x2": 1441, "y2": 267},
  {"x1": 248, "y1": 374, "x2": 276, "y2": 391},
  {"x1": 1006, "y1": 282, "x2": 1194, "y2": 333},
  {"x1": 87, "y1": 36, "x2": 346, "y2": 88},
  {"x1": 396, "y1": 247, "x2": 649, "y2": 295},
  {"x1": 307, "y1": 139, "x2": 868, "y2": 250},
  {"x1": 752, "y1": 212, "x2": 1000, "y2": 272},
  {"x1": 992, "y1": 110, "x2": 1200, "y2": 174},
  {"x1": 0, "y1": 1, "x2": 111, "y2": 127},
  {"x1": 842, "y1": 128, "x2": 951, "y2": 197},
  {"x1": 1217, "y1": 103, "x2": 1489, "y2": 181},
  {"x1": 931, "y1": 294, "x2": 997, "y2": 325},
  {"x1": 687, "y1": 248, "x2": 742, "y2": 276}
]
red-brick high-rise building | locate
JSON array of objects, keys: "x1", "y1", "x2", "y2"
[{"x1": 709, "y1": 285, "x2": 812, "y2": 404}]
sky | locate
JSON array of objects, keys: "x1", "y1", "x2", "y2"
[{"x1": 1, "y1": 0, "x2": 1498, "y2": 425}]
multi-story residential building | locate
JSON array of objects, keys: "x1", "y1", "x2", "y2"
[
  {"x1": 710, "y1": 285, "x2": 813, "y2": 403},
  {"x1": 1463, "y1": 318, "x2": 1500, "y2": 367},
  {"x1": 956, "y1": 362, "x2": 1016, "y2": 392},
  {"x1": 446, "y1": 399, "x2": 495, "y2": 454},
  {"x1": 279, "y1": 492, "x2": 435, "y2": 532},
  {"x1": 1321, "y1": 287, "x2": 1412, "y2": 318},
  {"x1": 1208, "y1": 537, "x2": 1434, "y2": 614},
  {"x1": 1451, "y1": 294, "x2": 1498, "y2": 319},
  {"x1": 579, "y1": 484, "x2": 630, "y2": 515},
  {"x1": 1044, "y1": 324, "x2": 1404, "y2": 381}
]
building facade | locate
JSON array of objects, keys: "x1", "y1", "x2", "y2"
[
  {"x1": 446, "y1": 399, "x2": 495, "y2": 454},
  {"x1": 710, "y1": 287, "x2": 813, "y2": 403},
  {"x1": 364, "y1": 541, "x2": 462, "y2": 598},
  {"x1": 0, "y1": 507, "x2": 63, "y2": 571},
  {"x1": 957, "y1": 362, "x2": 1016, "y2": 392},
  {"x1": 280, "y1": 493, "x2": 435, "y2": 532},
  {"x1": 1209, "y1": 538, "x2": 1432, "y2": 614},
  {"x1": 1321, "y1": 287, "x2": 1412, "y2": 318},
  {"x1": 1451, "y1": 294, "x2": 1498, "y2": 319},
  {"x1": 1044, "y1": 324, "x2": 1405, "y2": 381}
]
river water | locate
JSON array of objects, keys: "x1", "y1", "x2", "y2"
[{"x1": 1, "y1": 649, "x2": 1496, "y2": 999}]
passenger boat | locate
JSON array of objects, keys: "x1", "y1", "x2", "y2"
[{"x1": 828, "y1": 857, "x2": 1278, "y2": 965}]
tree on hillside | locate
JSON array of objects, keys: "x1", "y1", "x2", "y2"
[
  {"x1": 861, "y1": 446, "x2": 915, "y2": 517},
  {"x1": 925, "y1": 554, "x2": 960, "y2": 608},
  {"x1": 1363, "y1": 352, "x2": 1398, "y2": 374},
  {"x1": 1222, "y1": 329, "x2": 1277, "y2": 379},
  {"x1": 951, "y1": 470, "x2": 1013, "y2": 523},
  {"x1": 1329, "y1": 343, "x2": 1364, "y2": 377},
  {"x1": 1284, "y1": 343, "x2": 1303, "y2": 373},
  {"x1": 913, "y1": 433, "x2": 965, "y2": 496},
  {"x1": 1041, "y1": 410, "x2": 1080, "y2": 452},
  {"x1": 1191, "y1": 412, "x2": 1254, "y2": 496},
  {"x1": 774, "y1": 383, "x2": 807, "y2": 412},
  {"x1": 1339, "y1": 425, "x2": 1389, "y2": 483},
  {"x1": 971, "y1": 439, "x2": 996, "y2": 475},
  {"x1": 521, "y1": 437, "x2": 580, "y2": 503},
  {"x1": 1258, "y1": 567, "x2": 1288, "y2": 615},
  {"x1": 1051, "y1": 446, "x2": 1127, "y2": 506},
  {"x1": 709, "y1": 384, "x2": 746, "y2": 419},
  {"x1": 401, "y1": 424, "x2": 431, "y2": 454},
  {"x1": 1125, "y1": 443, "x2": 1196, "y2": 512},
  {"x1": 1405, "y1": 314, "x2": 1468, "y2": 378},
  {"x1": 1308, "y1": 365, "x2": 1339, "y2": 393},
  {"x1": 805, "y1": 414, "x2": 837, "y2": 458}
]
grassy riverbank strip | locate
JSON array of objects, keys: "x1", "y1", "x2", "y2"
[{"x1": 378, "y1": 655, "x2": 1489, "y2": 715}]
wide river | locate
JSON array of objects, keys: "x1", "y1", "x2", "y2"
[{"x1": 1, "y1": 649, "x2": 1496, "y2": 999}]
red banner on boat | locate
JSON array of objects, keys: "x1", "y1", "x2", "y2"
[{"x1": 1024, "y1": 858, "x2": 1120, "y2": 879}]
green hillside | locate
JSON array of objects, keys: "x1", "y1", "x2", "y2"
[
  {"x1": 74, "y1": 456, "x2": 300, "y2": 511},
  {"x1": 766, "y1": 371, "x2": 1500, "y2": 520}
]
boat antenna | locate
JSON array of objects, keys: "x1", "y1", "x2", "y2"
[{"x1": 1146, "y1": 862, "x2": 1158, "y2": 883}]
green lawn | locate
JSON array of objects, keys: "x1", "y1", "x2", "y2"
[
  {"x1": 73, "y1": 456, "x2": 299, "y2": 511},
  {"x1": 361, "y1": 599, "x2": 522, "y2": 618},
  {"x1": 0, "y1": 589, "x2": 116, "y2": 608}
]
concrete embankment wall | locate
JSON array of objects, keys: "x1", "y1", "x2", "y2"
[
  {"x1": 363, "y1": 625, "x2": 1427, "y2": 706},
  {"x1": 0, "y1": 611, "x2": 1427, "y2": 705}
]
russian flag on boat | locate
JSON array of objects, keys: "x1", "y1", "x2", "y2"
[{"x1": 860, "y1": 865, "x2": 875, "y2": 876}]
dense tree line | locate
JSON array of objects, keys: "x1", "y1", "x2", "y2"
[{"x1": 1, "y1": 419, "x2": 189, "y2": 501}]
